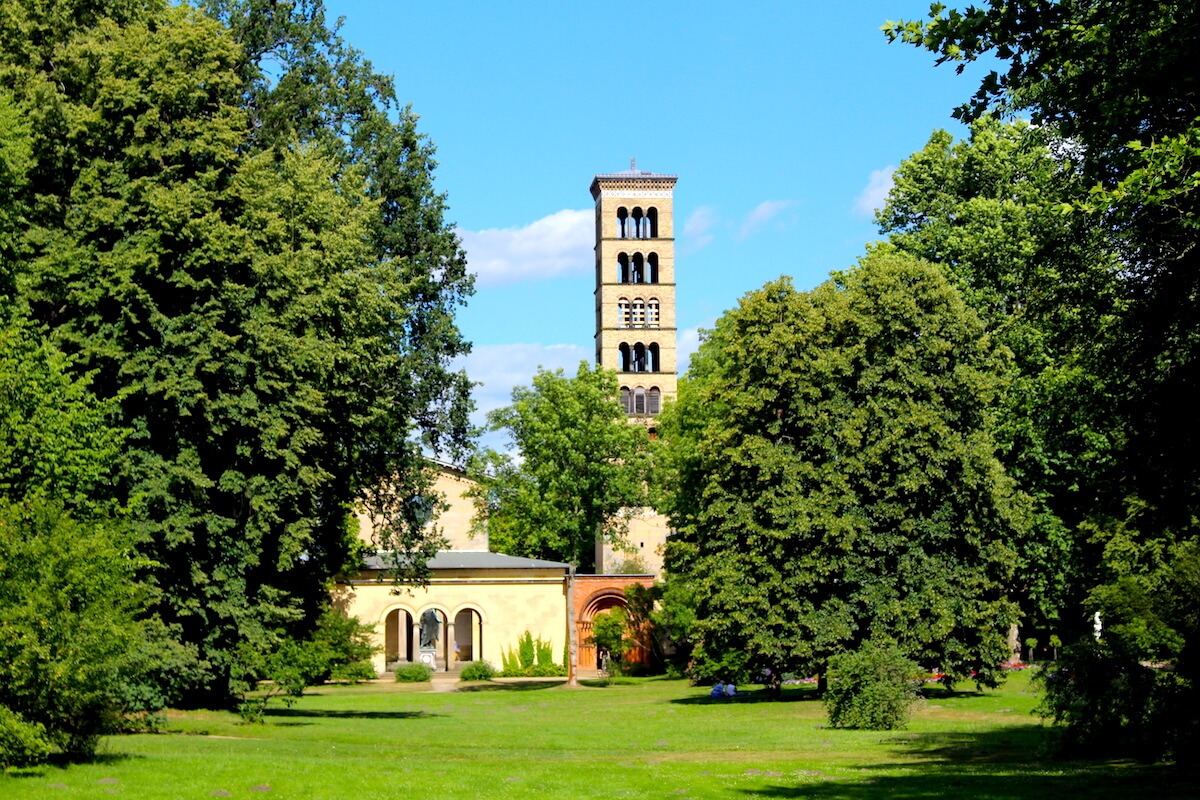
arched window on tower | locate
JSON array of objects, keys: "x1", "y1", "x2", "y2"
[
  {"x1": 631, "y1": 299, "x2": 645, "y2": 327},
  {"x1": 646, "y1": 299, "x2": 659, "y2": 327},
  {"x1": 648, "y1": 343, "x2": 660, "y2": 372},
  {"x1": 631, "y1": 207, "x2": 645, "y2": 239},
  {"x1": 619, "y1": 343, "x2": 632, "y2": 372},
  {"x1": 616, "y1": 207, "x2": 629, "y2": 239},
  {"x1": 620, "y1": 386, "x2": 632, "y2": 414},
  {"x1": 631, "y1": 253, "x2": 645, "y2": 284},
  {"x1": 633, "y1": 343, "x2": 647, "y2": 372},
  {"x1": 617, "y1": 298, "x2": 630, "y2": 328},
  {"x1": 647, "y1": 208, "x2": 659, "y2": 238},
  {"x1": 617, "y1": 253, "x2": 630, "y2": 284},
  {"x1": 634, "y1": 387, "x2": 647, "y2": 414},
  {"x1": 647, "y1": 253, "x2": 659, "y2": 283},
  {"x1": 648, "y1": 387, "x2": 661, "y2": 415}
]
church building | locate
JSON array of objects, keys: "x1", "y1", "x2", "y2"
[{"x1": 335, "y1": 166, "x2": 677, "y2": 674}]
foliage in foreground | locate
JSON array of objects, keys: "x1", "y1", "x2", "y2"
[
  {"x1": 886, "y1": 0, "x2": 1200, "y2": 761},
  {"x1": 1038, "y1": 640, "x2": 1196, "y2": 762},
  {"x1": 0, "y1": 500, "x2": 184, "y2": 759},
  {"x1": 0, "y1": 0, "x2": 474, "y2": 705},
  {"x1": 662, "y1": 252, "x2": 1023, "y2": 687},
  {"x1": 823, "y1": 642, "x2": 922, "y2": 731}
]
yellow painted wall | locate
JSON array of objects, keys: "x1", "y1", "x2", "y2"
[{"x1": 340, "y1": 569, "x2": 568, "y2": 674}]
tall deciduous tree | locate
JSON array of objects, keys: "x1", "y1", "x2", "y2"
[
  {"x1": 469, "y1": 362, "x2": 652, "y2": 572},
  {"x1": 886, "y1": 1, "x2": 1200, "y2": 756},
  {"x1": 1, "y1": 0, "x2": 473, "y2": 701},
  {"x1": 662, "y1": 253, "x2": 1026, "y2": 687},
  {"x1": 877, "y1": 118, "x2": 1125, "y2": 638}
]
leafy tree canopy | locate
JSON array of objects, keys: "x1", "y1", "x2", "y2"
[
  {"x1": 0, "y1": 0, "x2": 473, "y2": 701},
  {"x1": 469, "y1": 362, "x2": 652, "y2": 571},
  {"x1": 662, "y1": 252, "x2": 1025, "y2": 686},
  {"x1": 877, "y1": 117, "x2": 1125, "y2": 633}
]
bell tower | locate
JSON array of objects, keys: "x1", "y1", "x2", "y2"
[
  {"x1": 590, "y1": 163, "x2": 678, "y2": 428},
  {"x1": 590, "y1": 163, "x2": 677, "y2": 577}
]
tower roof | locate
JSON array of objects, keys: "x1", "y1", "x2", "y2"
[{"x1": 590, "y1": 169, "x2": 677, "y2": 199}]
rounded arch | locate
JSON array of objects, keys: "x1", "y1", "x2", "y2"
[
  {"x1": 648, "y1": 386, "x2": 661, "y2": 415},
  {"x1": 581, "y1": 587, "x2": 631, "y2": 621},
  {"x1": 646, "y1": 298, "x2": 660, "y2": 327},
  {"x1": 616, "y1": 297, "x2": 630, "y2": 328},
  {"x1": 631, "y1": 206, "x2": 645, "y2": 239},
  {"x1": 647, "y1": 253, "x2": 659, "y2": 283},
  {"x1": 448, "y1": 602, "x2": 489, "y2": 624},
  {"x1": 619, "y1": 342, "x2": 632, "y2": 372},
  {"x1": 647, "y1": 207, "x2": 659, "y2": 238},
  {"x1": 620, "y1": 386, "x2": 632, "y2": 414},
  {"x1": 631, "y1": 252, "x2": 645, "y2": 283},
  {"x1": 648, "y1": 343, "x2": 661, "y2": 372},
  {"x1": 617, "y1": 252, "x2": 630, "y2": 284},
  {"x1": 616, "y1": 206, "x2": 629, "y2": 239}
]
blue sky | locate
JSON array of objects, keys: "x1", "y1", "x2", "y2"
[{"x1": 323, "y1": 1, "x2": 988, "y2": 431}]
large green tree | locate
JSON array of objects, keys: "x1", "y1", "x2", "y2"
[
  {"x1": 469, "y1": 362, "x2": 652, "y2": 572},
  {"x1": 887, "y1": 1, "x2": 1200, "y2": 757},
  {"x1": 0, "y1": 0, "x2": 473, "y2": 701},
  {"x1": 662, "y1": 253, "x2": 1026, "y2": 687},
  {"x1": 877, "y1": 118, "x2": 1125, "y2": 639}
]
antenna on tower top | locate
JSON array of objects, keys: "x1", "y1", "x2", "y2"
[{"x1": 631, "y1": 157, "x2": 636, "y2": 171}]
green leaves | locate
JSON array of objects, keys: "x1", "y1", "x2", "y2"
[
  {"x1": 664, "y1": 253, "x2": 1022, "y2": 684},
  {"x1": 1, "y1": 0, "x2": 474, "y2": 701},
  {"x1": 470, "y1": 363, "x2": 652, "y2": 570}
]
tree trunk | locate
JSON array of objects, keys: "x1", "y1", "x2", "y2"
[{"x1": 567, "y1": 564, "x2": 578, "y2": 687}]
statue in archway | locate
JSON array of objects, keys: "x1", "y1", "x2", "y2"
[{"x1": 419, "y1": 609, "x2": 440, "y2": 648}]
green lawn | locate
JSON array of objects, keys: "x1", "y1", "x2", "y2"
[{"x1": 3, "y1": 670, "x2": 1191, "y2": 799}]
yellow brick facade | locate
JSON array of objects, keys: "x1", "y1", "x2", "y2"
[{"x1": 590, "y1": 166, "x2": 678, "y2": 575}]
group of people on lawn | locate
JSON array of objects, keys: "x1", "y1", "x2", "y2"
[{"x1": 709, "y1": 679, "x2": 737, "y2": 699}]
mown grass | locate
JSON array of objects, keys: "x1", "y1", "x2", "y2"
[{"x1": 2, "y1": 670, "x2": 1192, "y2": 798}]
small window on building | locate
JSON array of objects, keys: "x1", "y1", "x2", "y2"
[
  {"x1": 634, "y1": 387, "x2": 646, "y2": 414},
  {"x1": 648, "y1": 387, "x2": 661, "y2": 415},
  {"x1": 620, "y1": 387, "x2": 632, "y2": 414},
  {"x1": 617, "y1": 299, "x2": 630, "y2": 328},
  {"x1": 647, "y1": 299, "x2": 659, "y2": 327},
  {"x1": 647, "y1": 253, "x2": 659, "y2": 283}
]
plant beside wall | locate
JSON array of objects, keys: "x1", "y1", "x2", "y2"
[{"x1": 500, "y1": 632, "x2": 566, "y2": 677}]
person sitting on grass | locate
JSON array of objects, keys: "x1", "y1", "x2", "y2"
[
  {"x1": 710, "y1": 680, "x2": 726, "y2": 699},
  {"x1": 724, "y1": 680, "x2": 737, "y2": 698}
]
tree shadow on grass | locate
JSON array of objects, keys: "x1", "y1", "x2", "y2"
[
  {"x1": 670, "y1": 688, "x2": 821, "y2": 705},
  {"x1": 6, "y1": 752, "x2": 143, "y2": 778},
  {"x1": 457, "y1": 680, "x2": 567, "y2": 693},
  {"x1": 263, "y1": 708, "x2": 437, "y2": 720},
  {"x1": 735, "y1": 725, "x2": 1195, "y2": 800}
]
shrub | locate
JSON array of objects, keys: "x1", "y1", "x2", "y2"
[
  {"x1": 0, "y1": 499, "x2": 179, "y2": 758},
  {"x1": 1037, "y1": 640, "x2": 1192, "y2": 760},
  {"x1": 459, "y1": 661, "x2": 497, "y2": 681},
  {"x1": 0, "y1": 706, "x2": 52, "y2": 769},
  {"x1": 518, "y1": 631, "x2": 536, "y2": 669},
  {"x1": 394, "y1": 663, "x2": 434, "y2": 683},
  {"x1": 310, "y1": 606, "x2": 380, "y2": 683},
  {"x1": 823, "y1": 642, "x2": 921, "y2": 731},
  {"x1": 499, "y1": 632, "x2": 566, "y2": 677}
]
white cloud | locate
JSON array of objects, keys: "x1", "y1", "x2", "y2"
[
  {"x1": 682, "y1": 206, "x2": 719, "y2": 252},
  {"x1": 853, "y1": 166, "x2": 895, "y2": 217},
  {"x1": 460, "y1": 209, "x2": 593, "y2": 287},
  {"x1": 738, "y1": 200, "x2": 798, "y2": 239}
]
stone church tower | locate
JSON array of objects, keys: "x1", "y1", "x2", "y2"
[
  {"x1": 590, "y1": 164, "x2": 678, "y2": 425},
  {"x1": 589, "y1": 163, "x2": 677, "y2": 575}
]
